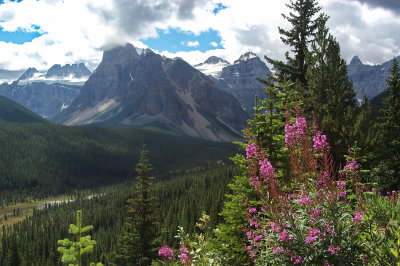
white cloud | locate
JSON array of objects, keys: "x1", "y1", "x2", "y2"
[
  {"x1": 0, "y1": 0, "x2": 399, "y2": 72},
  {"x1": 182, "y1": 41, "x2": 200, "y2": 47},
  {"x1": 210, "y1": 41, "x2": 218, "y2": 47}
]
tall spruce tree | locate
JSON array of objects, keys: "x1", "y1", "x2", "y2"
[
  {"x1": 373, "y1": 59, "x2": 400, "y2": 190},
  {"x1": 115, "y1": 147, "x2": 159, "y2": 265},
  {"x1": 265, "y1": 0, "x2": 321, "y2": 86},
  {"x1": 305, "y1": 14, "x2": 357, "y2": 162}
]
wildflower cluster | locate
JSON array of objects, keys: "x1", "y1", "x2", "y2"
[{"x1": 243, "y1": 115, "x2": 371, "y2": 265}]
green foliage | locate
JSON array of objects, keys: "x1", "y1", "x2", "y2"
[
  {"x1": 57, "y1": 210, "x2": 103, "y2": 266},
  {"x1": 115, "y1": 147, "x2": 159, "y2": 265},
  {"x1": 372, "y1": 59, "x2": 400, "y2": 190},
  {"x1": 0, "y1": 123, "x2": 236, "y2": 203},
  {"x1": 0, "y1": 96, "x2": 47, "y2": 124},
  {"x1": 265, "y1": 0, "x2": 321, "y2": 85}
]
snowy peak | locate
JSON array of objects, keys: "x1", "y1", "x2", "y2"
[
  {"x1": 17, "y1": 63, "x2": 92, "y2": 86},
  {"x1": 235, "y1": 52, "x2": 258, "y2": 64},
  {"x1": 203, "y1": 56, "x2": 230, "y2": 65},
  {"x1": 46, "y1": 63, "x2": 91, "y2": 79},
  {"x1": 194, "y1": 56, "x2": 231, "y2": 78},
  {"x1": 18, "y1": 67, "x2": 39, "y2": 81}
]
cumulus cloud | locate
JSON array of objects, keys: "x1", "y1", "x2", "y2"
[
  {"x1": 349, "y1": 0, "x2": 400, "y2": 13},
  {"x1": 0, "y1": 0, "x2": 400, "y2": 72}
]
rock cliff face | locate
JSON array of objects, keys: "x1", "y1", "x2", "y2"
[
  {"x1": 55, "y1": 44, "x2": 249, "y2": 141},
  {"x1": 220, "y1": 53, "x2": 271, "y2": 114},
  {"x1": 0, "y1": 64, "x2": 91, "y2": 118},
  {"x1": 348, "y1": 55, "x2": 400, "y2": 101}
]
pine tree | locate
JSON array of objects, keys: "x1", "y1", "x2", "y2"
[
  {"x1": 57, "y1": 210, "x2": 102, "y2": 266},
  {"x1": 115, "y1": 147, "x2": 159, "y2": 266},
  {"x1": 265, "y1": 0, "x2": 321, "y2": 86},
  {"x1": 305, "y1": 14, "x2": 357, "y2": 162},
  {"x1": 373, "y1": 59, "x2": 400, "y2": 190}
]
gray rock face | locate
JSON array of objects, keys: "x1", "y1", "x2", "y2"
[
  {"x1": 0, "y1": 63, "x2": 92, "y2": 118},
  {"x1": 46, "y1": 63, "x2": 92, "y2": 78},
  {"x1": 348, "y1": 55, "x2": 400, "y2": 101},
  {"x1": 55, "y1": 43, "x2": 249, "y2": 141},
  {"x1": 219, "y1": 52, "x2": 271, "y2": 114}
]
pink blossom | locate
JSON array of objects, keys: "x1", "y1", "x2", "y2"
[
  {"x1": 246, "y1": 231, "x2": 253, "y2": 239},
  {"x1": 254, "y1": 235, "x2": 264, "y2": 242},
  {"x1": 179, "y1": 246, "x2": 190, "y2": 263},
  {"x1": 250, "y1": 220, "x2": 259, "y2": 229},
  {"x1": 250, "y1": 176, "x2": 261, "y2": 189},
  {"x1": 310, "y1": 208, "x2": 321, "y2": 219},
  {"x1": 259, "y1": 158, "x2": 275, "y2": 182},
  {"x1": 285, "y1": 116, "x2": 307, "y2": 147},
  {"x1": 352, "y1": 211, "x2": 364, "y2": 223},
  {"x1": 158, "y1": 245, "x2": 174, "y2": 261},
  {"x1": 272, "y1": 246, "x2": 284, "y2": 254},
  {"x1": 246, "y1": 143, "x2": 258, "y2": 159},
  {"x1": 305, "y1": 228, "x2": 321, "y2": 245},
  {"x1": 291, "y1": 255, "x2": 304, "y2": 264},
  {"x1": 328, "y1": 245, "x2": 341, "y2": 255},
  {"x1": 344, "y1": 160, "x2": 360, "y2": 172},
  {"x1": 337, "y1": 180, "x2": 346, "y2": 189},
  {"x1": 278, "y1": 229, "x2": 289, "y2": 242},
  {"x1": 298, "y1": 196, "x2": 313, "y2": 205},
  {"x1": 313, "y1": 131, "x2": 329, "y2": 153},
  {"x1": 338, "y1": 191, "x2": 347, "y2": 198},
  {"x1": 270, "y1": 222, "x2": 281, "y2": 233},
  {"x1": 248, "y1": 208, "x2": 257, "y2": 214}
]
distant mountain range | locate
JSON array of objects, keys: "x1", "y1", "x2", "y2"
[
  {"x1": 0, "y1": 63, "x2": 91, "y2": 117},
  {"x1": 54, "y1": 44, "x2": 249, "y2": 141},
  {"x1": 347, "y1": 55, "x2": 400, "y2": 102}
]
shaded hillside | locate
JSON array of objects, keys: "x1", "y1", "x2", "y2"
[
  {"x1": 0, "y1": 123, "x2": 238, "y2": 201},
  {"x1": 0, "y1": 96, "x2": 47, "y2": 123}
]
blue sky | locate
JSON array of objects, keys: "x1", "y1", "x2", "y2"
[
  {"x1": 141, "y1": 28, "x2": 223, "y2": 53},
  {"x1": 0, "y1": 25, "x2": 43, "y2": 44}
]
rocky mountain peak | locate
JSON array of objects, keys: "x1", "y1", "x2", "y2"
[
  {"x1": 235, "y1": 52, "x2": 258, "y2": 64},
  {"x1": 18, "y1": 67, "x2": 39, "y2": 80},
  {"x1": 349, "y1": 55, "x2": 363, "y2": 67},
  {"x1": 203, "y1": 56, "x2": 230, "y2": 65},
  {"x1": 45, "y1": 63, "x2": 92, "y2": 79},
  {"x1": 101, "y1": 43, "x2": 140, "y2": 67}
]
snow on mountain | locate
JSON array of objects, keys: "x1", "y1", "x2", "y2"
[
  {"x1": 234, "y1": 52, "x2": 258, "y2": 64},
  {"x1": 194, "y1": 56, "x2": 231, "y2": 78},
  {"x1": 17, "y1": 63, "x2": 92, "y2": 86}
]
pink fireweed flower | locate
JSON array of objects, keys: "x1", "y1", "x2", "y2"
[
  {"x1": 338, "y1": 191, "x2": 347, "y2": 198},
  {"x1": 254, "y1": 235, "x2": 264, "y2": 242},
  {"x1": 259, "y1": 158, "x2": 275, "y2": 182},
  {"x1": 313, "y1": 131, "x2": 329, "y2": 153},
  {"x1": 246, "y1": 143, "x2": 258, "y2": 159},
  {"x1": 285, "y1": 116, "x2": 307, "y2": 147},
  {"x1": 270, "y1": 222, "x2": 281, "y2": 233},
  {"x1": 248, "y1": 208, "x2": 257, "y2": 214},
  {"x1": 291, "y1": 255, "x2": 304, "y2": 264},
  {"x1": 310, "y1": 208, "x2": 321, "y2": 219},
  {"x1": 305, "y1": 228, "x2": 321, "y2": 245},
  {"x1": 249, "y1": 220, "x2": 259, "y2": 229},
  {"x1": 246, "y1": 231, "x2": 253, "y2": 239},
  {"x1": 352, "y1": 211, "x2": 364, "y2": 223},
  {"x1": 298, "y1": 196, "x2": 313, "y2": 205},
  {"x1": 250, "y1": 176, "x2": 261, "y2": 189},
  {"x1": 328, "y1": 245, "x2": 341, "y2": 255},
  {"x1": 278, "y1": 229, "x2": 289, "y2": 242},
  {"x1": 158, "y1": 245, "x2": 174, "y2": 261},
  {"x1": 179, "y1": 246, "x2": 190, "y2": 263},
  {"x1": 272, "y1": 246, "x2": 284, "y2": 254},
  {"x1": 344, "y1": 160, "x2": 360, "y2": 172},
  {"x1": 337, "y1": 180, "x2": 346, "y2": 189}
]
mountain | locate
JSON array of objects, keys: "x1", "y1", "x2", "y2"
[
  {"x1": 194, "y1": 56, "x2": 231, "y2": 78},
  {"x1": 218, "y1": 52, "x2": 271, "y2": 114},
  {"x1": 347, "y1": 55, "x2": 400, "y2": 101},
  {"x1": 54, "y1": 44, "x2": 248, "y2": 141},
  {"x1": 0, "y1": 68, "x2": 25, "y2": 84},
  {"x1": 0, "y1": 63, "x2": 92, "y2": 118},
  {"x1": 0, "y1": 95, "x2": 47, "y2": 123}
]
